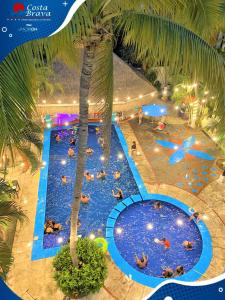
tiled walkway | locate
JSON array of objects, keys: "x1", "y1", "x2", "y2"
[{"x1": 6, "y1": 120, "x2": 225, "y2": 300}]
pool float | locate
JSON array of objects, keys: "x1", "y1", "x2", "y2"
[{"x1": 94, "y1": 237, "x2": 108, "y2": 253}]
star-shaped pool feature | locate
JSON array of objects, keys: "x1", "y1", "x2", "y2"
[{"x1": 156, "y1": 136, "x2": 215, "y2": 165}]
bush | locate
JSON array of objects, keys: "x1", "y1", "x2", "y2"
[{"x1": 53, "y1": 238, "x2": 108, "y2": 298}]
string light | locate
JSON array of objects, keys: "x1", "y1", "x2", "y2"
[
  {"x1": 139, "y1": 94, "x2": 143, "y2": 99},
  {"x1": 127, "y1": 96, "x2": 130, "y2": 100},
  {"x1": 175, "y1": 106, "x2": 179, "y2": 110},
  {"x1": 42, "y1": 100, "x2": 46, "y2": 104},
  {"x1": 154, "y1": 148, "x2": 159, "y2": 152},
  {"x1": 202, "y1": 99, "x2": 206, "y2": 103},
  {"x1": 130, "y1": 114, "x2": 134, "y2": 119},
  {"x1": 174, "y1": 88, "x2": 179, "y2": 92},
  {"x1": 204, "y1": 91, "x2": 209, "y2": 95},
  {"x1": 162, "y1": 90, "x2": 167, "y2": 96},
  {"x1": 57, "y1": 100, "x2": 62, "y2": 104},
  {"x1": 192, "y1": 83, "x2": 198, "y2": 88}
]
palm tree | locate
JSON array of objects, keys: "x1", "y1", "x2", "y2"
[{"x1": 0, "y1": 178, "x2": 26, "y2": 279}]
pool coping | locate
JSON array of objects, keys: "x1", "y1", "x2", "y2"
[
  {"x1": 32, "y1": 123, "x2": 146, "y2": 260},
  {"x1": 106, "y1": 193, "x2": 212, "y2": 288}
]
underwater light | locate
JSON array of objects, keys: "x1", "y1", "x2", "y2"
[
  {"x1": 146, "y1": 223, "x2": 153, "y2": 230},
  {"x1": 57, "y1": 237, "x2": 63, "y2": 244},
  {"x1": 144, "y1": 112, "x2": 148, "y2": 115},
  {"x1": 116, "y1": 227, "x2": 123, "y2": 234},
  {"x1": 64, "y1": 122, "x2": 69, "y2": 126},
  {"x1": 154, "y1": 238, "x2": 160, "y2": 243},
  {"x1": 100, "y1": 156, "x2": 105, "y2": 161},
  {"x1": 118, "y1": 153, "x2": 123, "y2": 160},
  {"x1": 46, "y1": 124, "x2": 51, "y2": 128},
  {"x1": 61, "y1": 160, "x2": 66, "y2": 165},
  {"x1": 176, "y1": 219, "x2": 184, "y2": 226},
  {"x1": 89, "y1": 233, "x2": 95, "y2": 240},
  {"x1": 202, "y1": 214, "x2": 208, "y2": 220}
]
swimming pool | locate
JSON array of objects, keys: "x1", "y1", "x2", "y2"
[
  {"x1": 32, "y1": 124, "x2": 144, "y2": 259},
  {"x1": 106, "y1": 194, "x2": 212, "y2": 287}
]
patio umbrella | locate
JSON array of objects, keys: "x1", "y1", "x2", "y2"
[{"x1": 142, "y1": 104, "x2": 167, "y2": 117}]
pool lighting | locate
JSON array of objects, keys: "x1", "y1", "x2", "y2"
[
  {"x1": 154, "y1": 238, "x2": 160, "y2": 243},
  {"x1": 202, "y1": 99, "x2": 206, "y2": 103},
  {"x1": 73, "y1": 101, "x2": 77, "y2": 104},
  {"x1": 175, "y1": 106, "x2": 179, "y2": 110},
  {"x1": 46, "y1": 123, "x2": 51, "y2": 128},
  {"x1": 192, "y1": 83, "x2": 198, "y2": 88},
  {"x1": 61, "y1": 160, "x2": 66, "y2": 165},
  {"x1": 146, "y1": 223, "x2": 153, "y2": 230},
  {"x1": 150, "y1": 92, "x2": 155, "y2": 97},
  {"x1": 27, "y1": 242, "x2": 32, "y2": 248},
  {"x1": 137, "y1": 151, "x2": 141, "y2": 156},
  {"x1": 139, "y1": 94, "x2": 143, "y2": 99},
  {"x1": 89, "y1": 233, "x2": 95, "y2": 240},
  {"x1": 64, "y1": 122, "x2": 69, "y2": 126},
  {"x1": 144, "y1": 112, "x2": 148, "y2": 116},
  {"x1": 115, "y1": 97, "x2": 118, "y2": 101},
  {"x1": 176, "y1": 219, "x2": 184, "y2": 226},
  {"x1": 118, "y1": 153, "x2": 124, "y2": 160},
  {"x1": 135, "y1": 162, "x2": 138, "y2": 166},
  {"x1": 195, "y1": 140, "x2": 200, "y2": 145},
  {"x1": 100, "y1": 156, "x2": 105, "y2": 161},
  {"x1": 23, "y1": 199, "x2": 28, "y2": 204},
  {"x1": 100, "y1": 119, "x2": 103, "y2": 123},
  {"x1": 154, "y1": 148, "x2": 159, "y2": 152},
  {"x1": 162, "y1": 90, "x2": 167, "y2": 96},
  {"x1": 116, "y1": 227, "x2": 123, "y2": 234},
  {"x1": 57, "y1": 237, "x2": 63, "y2": 244},
  {"x1": 160, "y1": 109, "x2": 165, "y2": 113},
  {"x1": 211, "y1": 96, "x2": 215, "y2": 99},
  {"x1": 127, "y1": 96, "x2": 130, "y2": 100},
  {"x1": 20, "y1": 162, "x2": 25, "y2": 167}
]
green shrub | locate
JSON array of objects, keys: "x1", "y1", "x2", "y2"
[{"x1": 53, "y1": 238, "x2": 108, "y2": 298}]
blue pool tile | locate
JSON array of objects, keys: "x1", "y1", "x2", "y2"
[
  {"x1": 106, "y1": 228, "x2": 113, "y2": 238},
  {"x1": 122, "y1": 198, "x2": 133, "y2": 206},
  {"x1": 106, "y1": 218, "x2": 116, "y2": 228},
  {"x1": 115, "y1": 202, "x2": 126, "y2": 212},
  {"x1": 131, "y1": 195, "x2": 142, "y2": 202},
  {"x1": 109, "y1": 210, "x2": 120, "y2": 219},
  {"x1": 202, "y1": 171, "x2": 208, "y2": 175}
]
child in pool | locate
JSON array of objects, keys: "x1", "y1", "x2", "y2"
[{"x1": 135, "y1": 253, "x2": 148, "y2": 269}]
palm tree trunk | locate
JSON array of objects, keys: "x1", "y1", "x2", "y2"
[{"x1": 70, "y1": 44, "x2": 96, "y2": 266}]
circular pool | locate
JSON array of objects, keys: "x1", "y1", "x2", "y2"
[{"x1": 106, "y1": 194, "x2": 212, "y2": 287}]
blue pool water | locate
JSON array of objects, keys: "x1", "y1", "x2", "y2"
[
  {"x1": 43, "y1": 125, "x2": 139, "y2": 248},
  {"x1": 114, "y1": 200, "x2": 202, "y2": 277}
]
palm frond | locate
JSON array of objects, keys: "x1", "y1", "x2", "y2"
[
  {"x1": 17, "y1": 146, "x2": 40, "y2": 173},
  {"x1": 0, "y1": 241, "x2": 13, "y2": 280},
  {"x1": 117, "y1": 12, "x2": 225, "y2": 121}
]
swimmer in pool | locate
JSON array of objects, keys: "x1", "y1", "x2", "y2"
[
  {"x1": 69, "y1": 137, "x2": 76, "y2": 146},
  {"x1": 113, "y1": 171, "x2": 121, "y2": 180},
  {"x1": 61, "y1": 175, "x2": 67, "y2": 184},
  {"x1": 55, "y1": 134, "x2": 61, "y2": 142},
  {"x1": 189, "y1": 211, "x2": 201, "y2": 223},
  {"x1": 81, "y1": 194, "x2": 90, "y2": 204},
  {"x1": 159, "y1": 238, "x2": 171, "y2": 249},
  {"x1": 182, "y1": 240, "x2": 193, "y2": 251},
  {"x1": 174, "y1": 265, "x2": 185, "y2": 276},
  {"x1": 68, "y1": 147, "x2": 75, "y2": 157},
  {"x1": 84, "y1": 171, "x2": 94, "y2": 181},
  {"x1": 162, "y1": 267, "x2": 174, "y2": 278},
  {"x1": 97, "y1": 170, "x2": 106, "y2": 180},
  {"x1": 112, "y1": 188, "x2": 123, "y2": 200},
  {"x1": 86, "y1": 147, "x2": 94, "y2": 155},
  {"x1": 154, "y1": 201, "x2": 163, "y2": 209},
  {"x1": 135, "y1": 253, "x2": 148, "y2": 269}
]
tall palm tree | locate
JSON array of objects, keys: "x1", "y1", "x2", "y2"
[{"x1": 0, "y1": 178, "x2": 26, "y2": 279}]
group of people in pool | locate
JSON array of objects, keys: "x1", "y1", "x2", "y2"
[{"x1": 134, "y1": 201, "x2": 200, "y2": 277}]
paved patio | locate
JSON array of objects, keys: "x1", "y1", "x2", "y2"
[{"x1": 6, "y1": 117, "x2": 225, "y2": 300}]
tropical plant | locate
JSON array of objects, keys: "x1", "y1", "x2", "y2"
[
  {"x1": 53, "y1": 238, "x2": 107, "y2": 298},
  {"x1": 0, "y1": 178, "x2": 26, "y2": 279}
]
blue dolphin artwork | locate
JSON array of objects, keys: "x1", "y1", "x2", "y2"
[{"x1": 156, "y1": 136, "x2": 215, "y2": 165}]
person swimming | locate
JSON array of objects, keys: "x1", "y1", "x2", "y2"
[
  {"x1": 112, "y1": 188, "x2": 123, "y2": 200},
  {"x1": 44, "y1": 219, "x2": 62, "y2": 234},
  {"x1": 84, "y1": 171, "x2": 94, "y2": 181},
  {"x1": 135, "y1": 253, "x2": 148, "y2": 269},
  {"x1": 182, "y1": 240, "x2": 193, "y2": 251},
  {"x1": 97, "y1": 170, "x2": 106, "y2": 180},
  {"x1": 55, "y1": 134, "x2": 61, "y2": 142},
  {"x1": 159, "y1": 238, "x2": 171, "y2": 249},
  {"x1": 69, "y1": 137, "x2": 76, "y2": 146},
  {"x1": 61, "y1": 175, "x2": 67, "y2": 184},
  {"x1": 81, "y1": 194, "x2": 90, "y2": 204},
  {"x1": 162, "y1": 267, "x2": 174, "y2": 278},
  {"x1": 68, "y1": 147, "x2": 75, "y2": 157},
  {"x1": 86, "y1": 147, "x2": 94, "y2": 155},
  {"x1": 174, "y1": 265, "x2": 184, "y2": 276},
  {"x1": 113, "y1": 171, "x2": 121, "y2": 180},
  {"x1": 154, "y1": 201, "x2": 163, "y2": 209}
]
